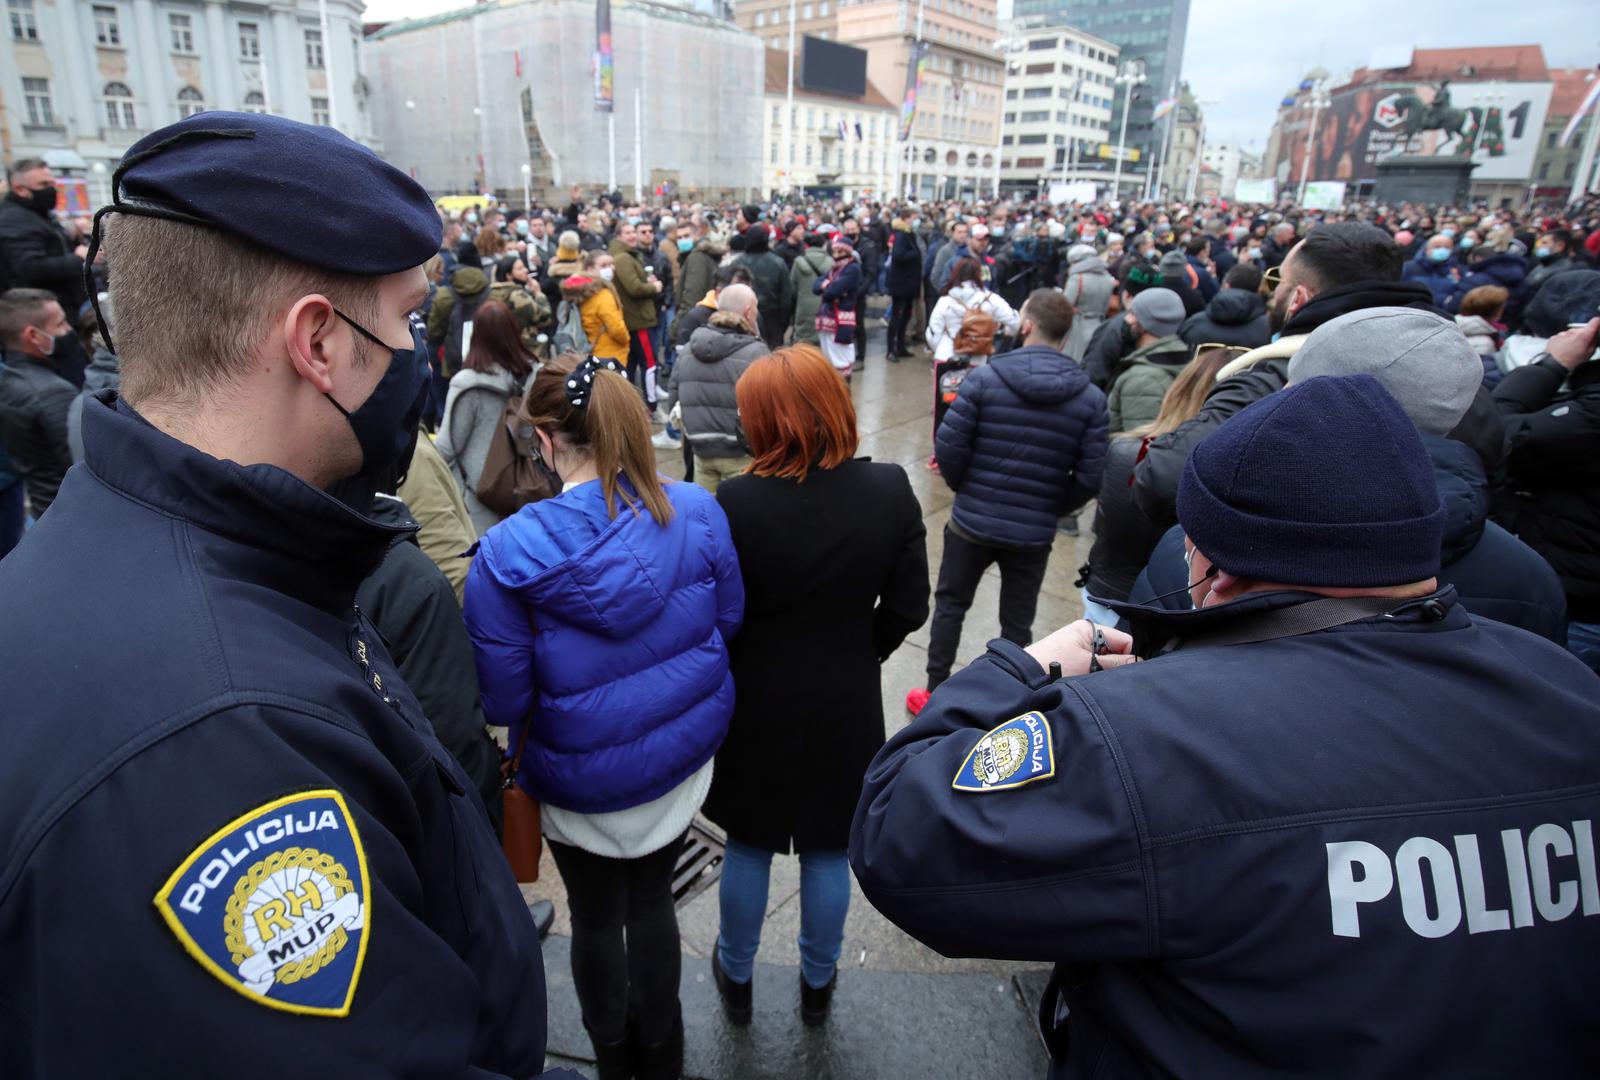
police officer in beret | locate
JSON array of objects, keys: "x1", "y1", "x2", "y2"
[
  {"x1": 0, "y1": 113, "x2": 572, "y2": 1077},
  {"x1": 851, "y1": 374, "x2": 1600, "y2": 1077}
]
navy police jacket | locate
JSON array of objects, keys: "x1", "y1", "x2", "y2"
[
  {"x1": 851, "y1": 589, "x2": 1600, "y2": 1077},
  {"x1": 0, "y1": 395, "x2": 550, "y2": 1077}
]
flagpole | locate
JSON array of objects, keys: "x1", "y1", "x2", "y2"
[
  {"x1": 785, "y1": 0, "x2": 796, "y2": 197},
  {"x1": 1570, "y1": 68, "x2": 1600, "y2": 206}
]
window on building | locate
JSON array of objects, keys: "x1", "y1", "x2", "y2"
[
  {"x1": 1019, "y1": 109, "x2": 1048, "y2": 122},
  {"x1": 771, "y1": 103, "x2": 779, "y2": 125},
  {"x1": 755, "y1": 10, "x2": 765, "y2": 26},
  {"x1": 771, "y1": 142, "x2": 778, "y2": 164},
  {"x1": 21, "y1": 77, "x2": 52, "y2": 125},
  {"x1": 1537, "y1": 161, "x2": 1550, "y2": 180},
  {"x1": 177, "y1": 85, "x2": 204, "y2": 117},
  {"x1": 802, "y1": 2, "x2": 813, "y2": 17},
  {"x1": 853, "y1": 147, "x2": 860, "y2": 169},
  {"x1": 9, "y1": 0, "x2": 38, "y2": 41},
  {"x1": 805, "y1": 144, "x2": 813, "y2": 165},
  {"x1": 818, "y1": 29, "x2": 828, "y2": 38},
  {"x1": 169, "y1": 12, "x2": 193, "y2": 52},
  {"x1": 1566, "y1": 162, "x2": 1577, "y2": 180},
  {"x1": 104, "y1": 81, "x2": 136, "y2": 128},
  {"x1": 243, "y1": 90, "x2": 267, "y2": 113},
  {"x1": 819, "y1": 1, "x2": 829, "y2": 14},
  {"x1": 1546, "y1": 130, "x2": 1558, "y2": 149},
  {"x1": 1016, "y1": 156, "x2": 1045, "y2": 168},
  {"x1": 1001, "y1": 135, "x2": 1014, "y2": 145},
  {"x1": 238, "y1": 20, "x2": 261, "y2": 59},
  {"x1": 311, "y1": 96, "x2": 331, "y2": 125},
  {"x1": 806, "y1": 107, "x2": 815, "y2": 129},
  {"x1": 1027, "y1": 36, "x2": 1054, "y2": 50},
  {"x1": 1004, "y1": 111, "x2": 1016, "y2": 122},
  {"x1": 821, "y1": 145, "x2": 830, "y2": 167},
  {"x1": 1005, "y1": 88, "x2": 1018, "y2": 100},
  {"x1": 1017, "y1": 133, "x2": 1047, "y2": 144},
  {"x1": 305, "y1": 28, "x2": 324, "y2": 70},
  {"x1": 1024, "y1": 62, "x2": 1053, "y2": 75},
  {"x1": 1021, "y1": 86, "x2": 1050, "y2": 99},
  {"x1": 93, "y1": 5, "x2": 121, "y2": 45}
]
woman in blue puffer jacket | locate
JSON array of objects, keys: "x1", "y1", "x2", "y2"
[{"x1": 464, "y1": 353, "x2": 743, "y2": 1080}]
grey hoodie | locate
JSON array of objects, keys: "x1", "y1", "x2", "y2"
[{"x1": 437, "y1": 365, "x2": 522, "y2": 534}]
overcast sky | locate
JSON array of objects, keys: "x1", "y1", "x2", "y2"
[{"x1": 362, "y1": 0, "x2": 1597, "y2": 150}]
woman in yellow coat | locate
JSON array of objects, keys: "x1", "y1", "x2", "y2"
[{"x1": 560, "y1": 251, "x2": 631, "y2": 364}]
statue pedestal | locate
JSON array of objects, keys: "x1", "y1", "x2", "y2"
[{"x1": 1373, "y1": 156, "x2": 1477, "y2": 207}]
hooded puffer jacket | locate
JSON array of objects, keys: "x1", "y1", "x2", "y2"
[
  {"x1": 561, "y1": 273, "x2": 630, "y2": 363},
  {"x1": 1108, "y1": 335, "x2": 1190, "y2": 433},
  {"x1": 1178, "y1": 288, "x2": 1271, "y2": 350},
  {"x1": 934, "y1": 344, "x2": 1108, "y2": 549},
  {"x1": 464, "y1": 477, "x2": 744, "y2": 813},
  {"x1": 674, "y1": 315, "x2": 768, "y2": 457}
]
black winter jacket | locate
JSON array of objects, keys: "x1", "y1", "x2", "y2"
[
  {"x1": 935, "y1": 345, "x2": 1108, "y2": 550},
  {"x1": 358, "y1": 494, "x2": 503, "y2": 833},
  {"x1": 734, "y1": 236, "x2": 793, "y2": 344},
  {"x1": 1083, "y1": 315, "x2": 1137, "y2": 392},
  {"x1": 0, "y1": 352, "x2": 76, "y2": 516},
  {"x1": 886, "y1": 230, "x2": 923, "y2": 298},
  {"x1": 1083, "y1": 436, "x2": 1166, "y2": 602},
  {"x1": 1494, "y1": 355, "x2": 1600, "y2": 620},
  {"x1": 1178, "y1": 288, "x2": 1271, "y2": 350},
  {"x1": 0, "y1": 192, "x2": 85, "y2": 319}
]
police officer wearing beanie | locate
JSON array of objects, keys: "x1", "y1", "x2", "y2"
[
  {"x1": 852, "y1": 374, "x2": 1600, "y2": 1078},
  {"x1": 0, "y1": 114, "x2": 574, "y2": 1077}
]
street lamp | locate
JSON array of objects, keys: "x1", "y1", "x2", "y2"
[
  {"x1": 520, "y1": 162, "x2": 532, "y2": 211},
  {"x1": 1112, "y1": 61, "x2": 1147, "y2": 202},
  {"x1": 1295, "y1": 79, "x2": 1331, "y2": 205}
]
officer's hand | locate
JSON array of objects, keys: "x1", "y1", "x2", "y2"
[
  {"x1": 1547, "y1": 317, "x2": 1599, "y2": 371},
  {"x1": 1026, "y1": 619, "x2": 1137, "y2": 678}
]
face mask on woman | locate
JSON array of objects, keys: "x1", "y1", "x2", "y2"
[{"x1": 599, "y1": 266, "x2": 615, "y2": 282}]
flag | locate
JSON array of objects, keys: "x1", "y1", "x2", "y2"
[
  {"x1": 839, "y1": 119, "x2": 849, "y2": 140},
  {"x1": 898, "y1": 40, "x2": 929, "y2": 142},
  {"x1": 1559, "y1": 74, "x2": 1600, "y2": 148},
  {"x1": 1152, "y1": 97, "x2": 1178, "y2": 120},
  {"x1": 514, "y1": 49, "x2": 522, "y2": 78},
  {"x1": 594, "y1": 0, "x2": 614, "y2": 113},
  {"x1": 854, "y1": 121, "x2": 863, "y2": 140}
]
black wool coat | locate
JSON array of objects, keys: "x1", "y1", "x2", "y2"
[{"x1": 705, "y1": 459, "x2": 930, "y2": 853}]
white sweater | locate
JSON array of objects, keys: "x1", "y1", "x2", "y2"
[{"x1": 925, "y1": 284, "x2": 1020, "y2": 360}]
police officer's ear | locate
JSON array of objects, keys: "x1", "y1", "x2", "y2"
[{"x1": 283, "y1": 295, "x2": 348, "y2": 396}]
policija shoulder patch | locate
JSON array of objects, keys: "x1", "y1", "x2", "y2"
[
  {"x1": 153, "y1": 790, "x2": 371, "y2": 1017},
  {"x1": 952, "y1": 711, "x2": 1056, "y2": 793}
]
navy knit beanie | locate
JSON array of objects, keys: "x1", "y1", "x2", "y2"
[{"x1": 1177, "y1": 374, "x2": 1444, "y2": 587}]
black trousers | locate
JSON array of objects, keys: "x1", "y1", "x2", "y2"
[
  {"x1": 888, "y1": 294, "x2": 917, "y2": 355},
  {"x1": 926, "y1": 524, "x2": 1052, "y2": 688},
  {"x1": 548, "y1": 834, "x2": 684, "y2": 1045}
]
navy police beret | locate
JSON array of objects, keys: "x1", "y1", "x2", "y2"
[{"x1": 113, "y1": 112, "x2": 442, "y2": 275}]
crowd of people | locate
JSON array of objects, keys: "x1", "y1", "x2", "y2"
[{"x1": 3, "y1": 107, "x2": 1600, "y2": 1080}]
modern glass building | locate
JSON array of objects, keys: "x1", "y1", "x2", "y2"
[{"x1": 1008, "y1": 0, "x2": 1190, "y2": 160}]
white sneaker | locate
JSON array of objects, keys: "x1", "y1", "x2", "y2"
[{"x1": 652, "y1": 430, "x2": 682, "y2": 450}]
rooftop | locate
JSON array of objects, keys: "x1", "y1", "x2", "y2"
[
  {"x1": 1549, "y1": 66, "x2": 1600, "y2": 117},
  {"x1": 1347, "y1": 44, "x2": 1550, "y2": 87}
]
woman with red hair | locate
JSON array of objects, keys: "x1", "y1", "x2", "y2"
[{"x1": 702, "y1": 344, "x2": 930, "y2": 1027}]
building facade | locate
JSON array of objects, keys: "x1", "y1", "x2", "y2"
[
  {"x1": 1264, "y1": 46, "x2": 1555, "y2": 205},
  {"x1": 833, "y1": 0, "x2": 1004, "y2": 200},
  {"x1": 760, "y1": 49, "x2": 895, "y2": 198},
  {"x1": 996, "y1": 22, "x2": 1118, "y2": 196},
  {"x1": 1007, "y1": 0, "x2": 1191, "y2": 166},
  {"x1": 366, "y1": 0, "x2": 762, "y2": 201},
  {"x1": 1530, "y1": 67, "x2": 1599, "y2": 200},
  {"x1": 1162, "y1": 85, "x2": 1201, "y2": 199},
  {"x1": 1199, "y1": 141, "x2": 1260, "y2": 200},
  {"x1": 2, "y1": 0, "x2": 373, "y2": 188},
  {"x1": 736, "y1": 0, "x2": 838, "y2": 47}
]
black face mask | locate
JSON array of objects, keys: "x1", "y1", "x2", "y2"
[
  {"x1": 324, "y1": 310, "x2": 431, "y2": 481},
  {"x1": 21, "y1": 185, "x2": 57, "y2": 212}
]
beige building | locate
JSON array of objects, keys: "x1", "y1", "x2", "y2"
[
  {"x1": 832, "y1": 0, "x2": 1004, "y2": 200},
  {"x1": 761, "y1": 49, "x2": 896, "y2": 198},
  {"x1": 736, "y1": 0, "x2": 838, "y2": 47},
  {"x1": 995, "y1": 22, "x2": 1118, "y2": 196}
]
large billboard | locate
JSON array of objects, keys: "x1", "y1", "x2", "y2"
[
  {"x1": 800, "y1": 36, "x2": 867, "y2": 98},
  {"x1": 1276, "y1": 80, "x2": 1553, "y2": 184}
]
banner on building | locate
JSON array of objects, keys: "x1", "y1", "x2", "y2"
[
  {"x1": 898, "y1": 40, "x2": 929, "y2": 142},
  {"x1": 593, "y1": 0, "x2": 614, "y2": 113},
  {"x1": 1273, "y1": 79, "x2": 1553, "y2": 184},
  {"x1": 1301, "y1": 180, "x2": 1346, "y2": 210},
  {"x1": 1233, "y1": 177, "x2": 1277, "y2": 203},
  {"x1": 1095, "y1": 143, "x2": 1140, "y2": 163}
]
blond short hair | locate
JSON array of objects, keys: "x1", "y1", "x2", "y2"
[{"x1": 105, "y1": 215, "x2": 377, "y2": 406}]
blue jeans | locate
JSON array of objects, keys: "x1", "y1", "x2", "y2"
[
  {"x1": 1567, "y1": 620, "x2": 1600, "y2": 673},
  {"x1": 716, "y1": 840, "x2": 849, "y2": 989}
]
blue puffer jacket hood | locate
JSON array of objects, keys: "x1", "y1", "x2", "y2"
[
  {"x1": 463, "y1": 477, "x2": 744, "y2": 813},
  {"x1": 1461, "y1": 251, "x2": 1528, "y2": 290},
  {"x1": 989, "y1": 342, "x2": 1089, "y2": 405}
]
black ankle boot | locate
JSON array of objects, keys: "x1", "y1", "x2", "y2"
[
  {"x1": 711, "y1": 950, "x2": 752, "y2": 1025},
  {"x1": 585, "y1": 1020, "x2": 634, "y2": 1080},
  {"x1": 636, "y1": 1006, "x2": 684, "y2": 1080},
  {"x1": 800, "y1": 970, "x2": 837, "y2": 1027}
]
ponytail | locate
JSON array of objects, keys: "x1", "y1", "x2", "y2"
[
  {"x1": 521, "y1": 353, "x2": 673, "y2": 524},
  {"x1": 585, "y1": 366, "x2": 673, "y2": 523}
]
